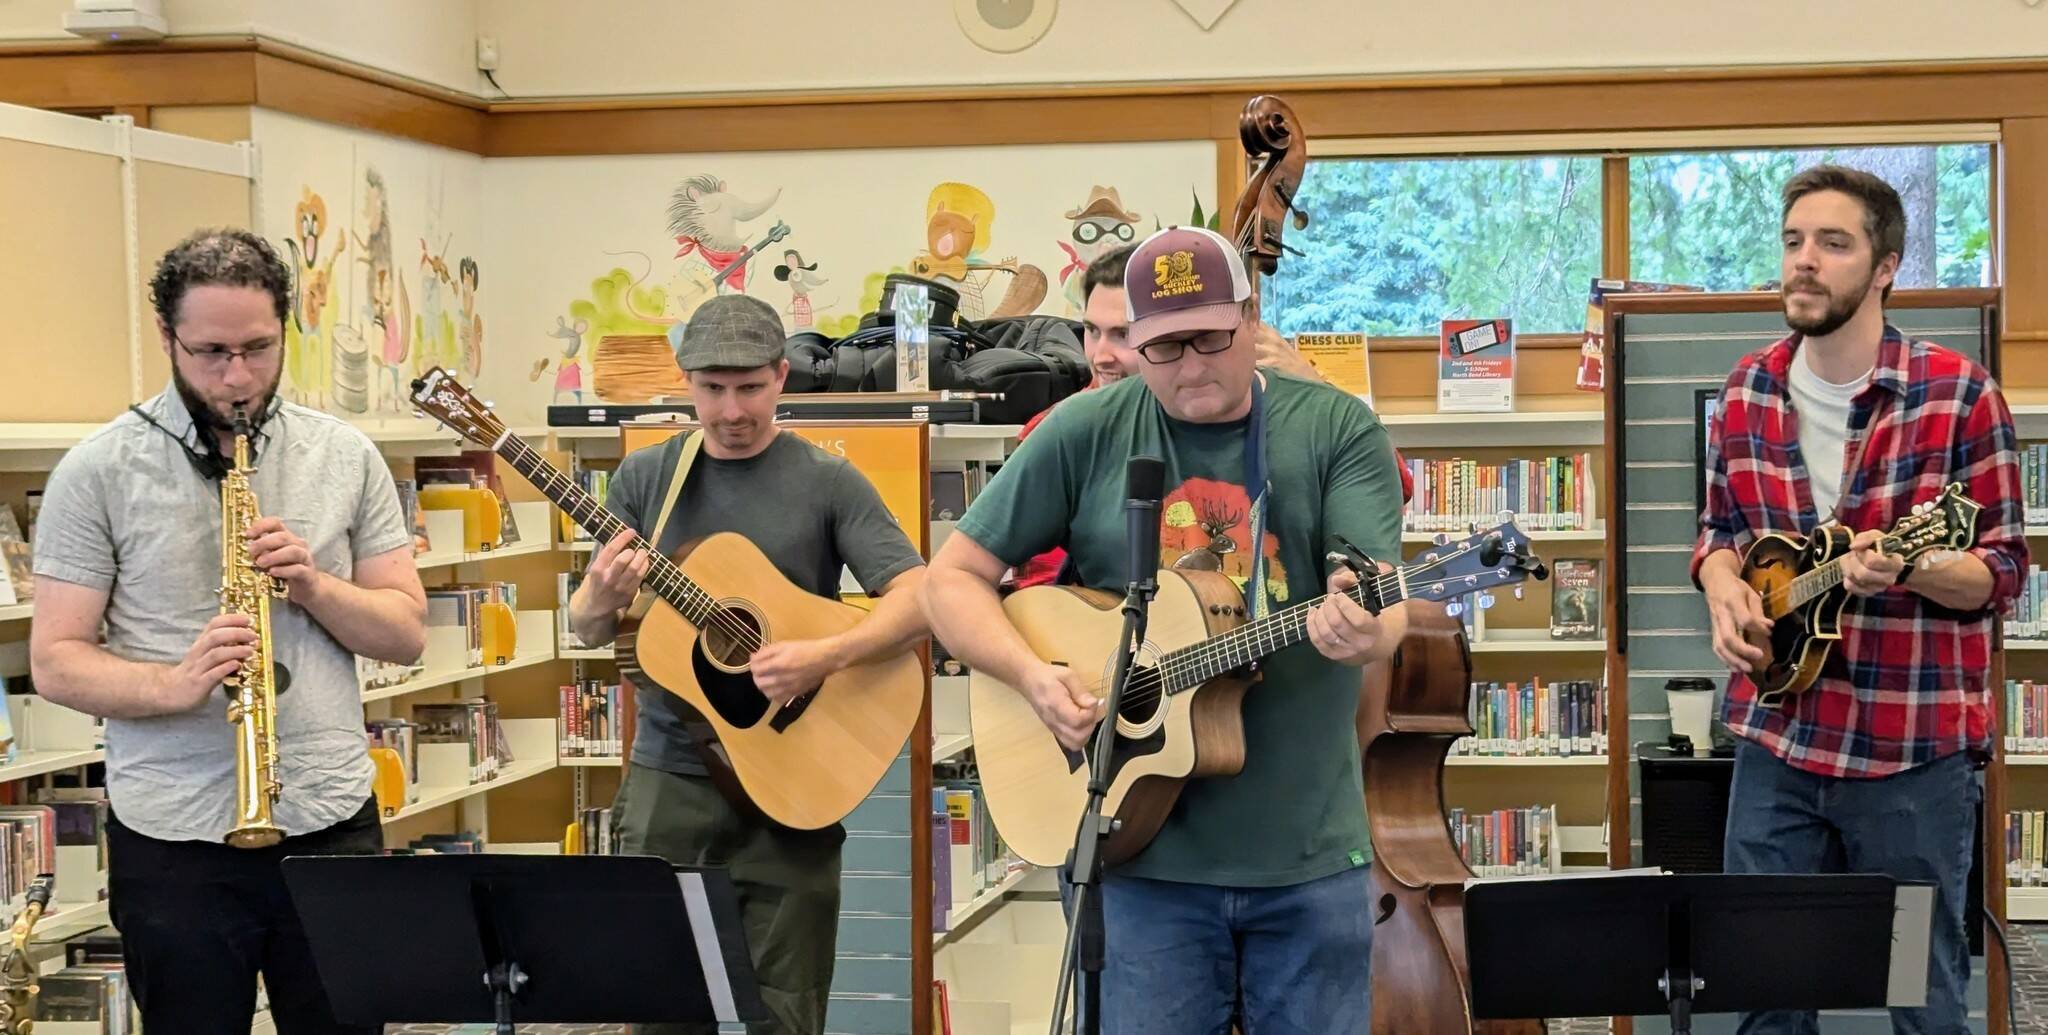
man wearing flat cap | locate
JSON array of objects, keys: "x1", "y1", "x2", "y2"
[
  {"x1": 567, "y1": 294, "x2": 931, "y2": 1035},
  {"x1": 924, "y1": 227, "x2": 1406, "y2": 1033}
]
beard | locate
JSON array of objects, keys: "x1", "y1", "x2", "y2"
[
  {"x1": 171, "y1": 362, "x2": 281, "y2": 438},
  {"x1": 1781, "y1": 266, "x2": 1875, "y2": 338}
]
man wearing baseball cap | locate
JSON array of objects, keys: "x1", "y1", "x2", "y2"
[
  {"x1": 924, "y1": 226, "x2": 1405, "y2": 1032},
  {"x1": 567, "y1": 294, "x2": 932, "y2": 1035}
]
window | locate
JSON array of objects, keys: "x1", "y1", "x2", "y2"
[
  {"x1": 1629, "y1": 144, "x2": 1992, "y2": 292},
  {"x1": 1263, "y1": 155, "x2": 1604, "y2": 338}
]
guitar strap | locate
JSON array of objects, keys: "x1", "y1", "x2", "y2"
[
  {"x1": 1244, "y1": 373, "x2": 1273, "y2": 620},
  {"x1": 625, "y1": 429, "x2": 704, "y2": 621}
]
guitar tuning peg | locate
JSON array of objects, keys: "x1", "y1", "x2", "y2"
[
  {"x1": 1477, "y1": 592, "x2": 1495, "y2": 609},
  {"x1": 1445, "y1": 601, "x2": 1464, "y2": 618},
  {"x1": 1495, "y1": 509, "x2": 1513, "y2": 525},
  {"x1": 1433, "y1": 533, "x2": 1451, "y2": 547},
  {"x1": 1512, "y1": 585, "x2": 1525, "y2": 601}
]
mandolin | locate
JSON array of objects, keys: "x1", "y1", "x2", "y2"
[
  {"x1": 969, "y1": 521, "x2": 1547, "y2": 868},
  {"x1": 409, "y1": 369, "x2": 924, "y2": 829},
  {"x1": 1739, "y1": 481, "x2": 1981, "y2": 706}
]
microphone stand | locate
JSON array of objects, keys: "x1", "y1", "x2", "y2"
[{"x1": 1049, "y1": 565, "x2": 1154, "y2": 1035}]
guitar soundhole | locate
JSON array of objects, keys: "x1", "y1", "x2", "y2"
[
  {"x1": 1116, "y1": 664, "x2": 1166, "y2": 726},
  {"x1": 701, "y1": 605, "x2": 765, "y2": 674}
]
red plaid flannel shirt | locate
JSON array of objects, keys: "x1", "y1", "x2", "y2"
[{"x1": 1690, "y1": 326, "x2": 2030, "y2": 778}]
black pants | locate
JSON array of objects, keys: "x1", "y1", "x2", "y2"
[{"x1": 106, "y1": 798, "x2": 382, "y2": 1035}]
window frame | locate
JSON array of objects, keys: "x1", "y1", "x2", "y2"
[{"x1": 1275, "y1": 125, "x2": 2002, "y2": 350}]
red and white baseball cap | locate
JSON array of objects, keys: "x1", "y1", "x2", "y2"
[{"x1": 1123, "y1": 226, "x2": 1252, "y2": 349}]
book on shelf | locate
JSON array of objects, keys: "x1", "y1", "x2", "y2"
[
  {"x1": 1449, "y1": 803, "x2": 1558, "y2": 876},
  {"x1": 392, "y1": 476, "x2": 431, "y2": 558},
  {"x1": 565, "y1": 806, "x2": 619, "y2": 855},
  {"x1": 1454, "y1": 678, "x2": 1608, "y2": 757},
  {"x1": 1400, "y1": 454, "x2": 1596, "y2": 533},
  {"x1": 557, "y1": 571, "x2": 589, "y2": 650},
  {"x1": 412, "y1": 699, "x2": 510, "y2": 784},
  {"x1": 562, "y1": 465, "x2": 612, "y2": 543},
  {"x1": 1549, "y1": 559, "x2": 1601, "y2": 640},
  {"x1": 2006, "y1": 680, "x2": 2048, "y2": 754},
  {"x1": 0, "y1": 503, "x2": 28, "y2": 605},
  {"x1": 35, "y1": 964, "x2": 134, "y2": 1031},
  {"x1": 559, "y1": 681, "x2": 621, "y2": 757},
  {"x1": 2011, "y1": 810, "x2": 2048, "y2": 887},
  {"x1": 933, "y1": 781, "x2": 1023, "y2": 922},
  {"x1": 2022, "y1": 441, "x2": 2046, "y2": 527},
  {"x1": 2006, "y1": 565, "x2": 2047, "y2": 640}
]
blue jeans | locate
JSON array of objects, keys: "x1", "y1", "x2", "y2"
[
  {"x1": 1067, "y1": 867, "x2": 1373, "y2": 1034},
  {"x1": 1723, "y1": 738, "x2": 1979, "y2": 1035}
]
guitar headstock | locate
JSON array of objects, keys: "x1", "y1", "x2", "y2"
[
  {"x1": 762, "y1": 220, "x2": 792, "y2": 247},
  {"x1": 1403, "y1": 515, "x2": 1550, "y2": 608},
  {"x1": 1887, "y1": 482, "x2": 1983, "y2": 562},
  {"x1": 409, "y1": 368, "x2": 507, "y2": 449}
]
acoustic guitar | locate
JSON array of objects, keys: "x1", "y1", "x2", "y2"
[
  {"x1": 409, "y1": 369, "x2": 924, "y2": 829},
  {"x1": 971, "y1": 520, "x2": 1548, "y2": 868},
  {"x1": 1739, "y1": 481, "x2": 1981, "y2": 706}
]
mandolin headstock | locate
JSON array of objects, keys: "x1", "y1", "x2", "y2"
[{"x1": 1886, "y1": 482, "x2": 1983, "y2": 563}]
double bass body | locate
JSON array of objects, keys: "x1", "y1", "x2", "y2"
[{"x1": 1360, "y1": 602, "x2": 1547, "y2": 1035}]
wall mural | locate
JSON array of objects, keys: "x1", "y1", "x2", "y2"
[
  {"x1": 260, "y1": 109, "x2": 487, "y2": 418},
  {"x1": 535, "y1": 170, "x2": 1221, "y2": 410}
]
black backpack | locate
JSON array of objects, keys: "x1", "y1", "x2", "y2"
[{"x1": 782, "y1": 280, "x2": 1091, "y2": 423}]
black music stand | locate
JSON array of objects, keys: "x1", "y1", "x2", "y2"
[
  {"x1": 282, "y1": 854, "x2": 768, "y2": 1033},
  {"x1": 1464, "y1": 872, "x2": 1930, "y2": 1034}
]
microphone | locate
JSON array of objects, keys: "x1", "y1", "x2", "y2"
[{"x1": 1124, "y1": 455, "x2": 1165, "y2": 596}]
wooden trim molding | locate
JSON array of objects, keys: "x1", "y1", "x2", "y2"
[{"x1": 3, "y1": 44, "x2": 2048, "y2": 158}]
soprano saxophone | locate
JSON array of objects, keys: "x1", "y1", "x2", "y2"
[{"x1": 221, "y1": 406, "x2": 286, "y2": 849}]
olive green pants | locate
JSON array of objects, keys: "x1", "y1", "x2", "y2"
[{"x1": 614, "y1": 763, "x2": 844, "y2": 1035}]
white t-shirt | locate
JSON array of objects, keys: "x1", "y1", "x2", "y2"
[{"x1": 1787, "y1": 347, "x2": 1873, "y2": 521}]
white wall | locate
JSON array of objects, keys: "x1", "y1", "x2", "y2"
[
  {"x1": 474, "y1": 0, "x2": 2048, "y2": 98},
  {"x1": 0, "y1": 0, "x2": 482, "y2": 96},
  {"x1": 253, "y1": 0, "x2": 483, "y2": 95},
  {"x1": 250, "y1": 108, "x2": 486, "y2": 418},
  {"x1": 0, "y1": 0, "x2": 251, "y2": 39}
]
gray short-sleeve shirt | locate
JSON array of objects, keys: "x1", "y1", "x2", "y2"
[
  {"x1": 33, "y1": 386, "x2": 412, "y2": 843},
  {"x1": 605, "y1": 431, "x2": 924, "y2": 778}
]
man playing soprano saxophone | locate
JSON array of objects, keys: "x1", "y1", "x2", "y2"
[{"x1": 29, "y1": 230, "x2": 426, "y2": 1034}]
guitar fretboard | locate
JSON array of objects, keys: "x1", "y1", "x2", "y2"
[
  {"x1": 494, "y1": 433, "x2": 717, "y2": 628},
  {"x1": 1149, "y1": 536, "x2": 1509, "y2": 690}
]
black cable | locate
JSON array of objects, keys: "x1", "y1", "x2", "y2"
[
  {"x1": 1985, "y1": 905, "x2": 2022, "y2": 1034},
  {"x1": 482, "y1": 69, "x2": 511, "y2": 99}
]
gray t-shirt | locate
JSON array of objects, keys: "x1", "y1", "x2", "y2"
[
  {"x1": 606, "y1": 431, "x2": 923, "y2": 776},
  {"x1": 33, "y1": 386, "x2": 411, "y2": 843}
]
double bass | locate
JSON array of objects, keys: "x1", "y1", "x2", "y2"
[{"x1": 1225, "y1": 94, "x2": 1549, "y2": 1034}]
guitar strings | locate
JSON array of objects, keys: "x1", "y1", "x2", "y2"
[
  {"x1": 501, "y1": 438, "x2": 767, "y2": 651},
  {"x1": 1089, "y1": 542, "x2": 1487, "y2": 714}
]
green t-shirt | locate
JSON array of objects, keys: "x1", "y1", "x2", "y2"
[{"x1": 954, "y1": 373, "x2": 1403, "y2": 887}]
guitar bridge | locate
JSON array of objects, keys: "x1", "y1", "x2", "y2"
[{"x1": 769, "y1": 690, "x2": 815, "y2": 732}]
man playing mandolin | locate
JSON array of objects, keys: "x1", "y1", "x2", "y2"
[
  {"x1": 922, "y1": 226, "x2": 1407, "y2": 1033},
  {"x1": 566, "y1": 295, "x2": 930, "y2": 1035},
  {"x1": 1693, "y1": 165, "x2": 2029, "y2": 1035}
]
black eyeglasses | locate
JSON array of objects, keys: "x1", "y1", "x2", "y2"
[
  {"x1": 1136, "y1": 330, "x2": 1235, "y2": 364},
  {"x1": 174, "y1": 335, "x2": 281, "y2": 370}
]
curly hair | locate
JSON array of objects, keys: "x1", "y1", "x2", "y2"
[
  {"x1": 148, "y1": 228, "x2": 292, "y2": 329},
  {"x1": 1782, "y1": 164, "x2": 1907, "y2": 300}
]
